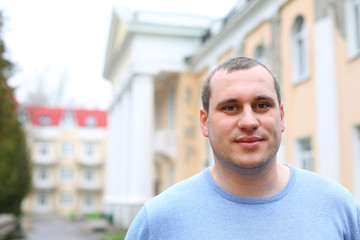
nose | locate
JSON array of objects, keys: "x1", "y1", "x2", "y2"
[{"x1": 237, "y1": 106, "x2": 259, "y2": 131}]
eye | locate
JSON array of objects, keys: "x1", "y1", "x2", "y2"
[
  {"x1": 222, "y1": 105, "x2": 238, "y2": 112},
  {"x1": 254, "y1": 102, "x2": 271, "y2": 111}
]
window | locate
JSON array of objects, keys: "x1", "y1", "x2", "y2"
[
  {"x1": 62, "y1": 142, "x2": 74, "y2": 156},
  {"x1": 83, "y1": 168, "x2": 95, "y2": 182},
  {"x1": 39, "y1": 115, "x2": 52, "y2": 125},
  {"x1": 346, "y1": 0, "x2": 360, "y2": 58},
  {"x1": 38, "y1": 167, "x2": 49, "y2": 180},
  {"x1": 85, "y1": 116, "x2": 97, "y2": 127},
  {"x1": 155, "y1": 95, "x2": 163, "y2": 130},
  {"x1": 38, "y1": 142, "x2": 49, "y2": 156},
  {"x1": 83, "y1": 195, "x2": 94, "y2": 207},
  {"x1": 291, "y1": 16, "x2": 309, "y2": 83},
  {"x1": 59, "y1": 193, "x2": 73, "y2": 207},
  {"x1": 354, "y1": 1, "x2": 360, "y2": 49},
  {"x1": 168, "y1": 83, "x2": 176, "y2": 130},
  {"x1": 353, "y1": 126, "x2": 360, "y2": 199},
  {"x1": 295, "y1": 137, "x2": 313, "y2": 171},
  {"x1": 253, "y1": 44, "x2": 265, "y2": 64},
  {"x1": 60, "y1": 168, "x2": 73, "y2": 181},
  {"x1": 37, "y1": 193, "x2": 48, "y2": 206},
  {"x1": 84, "y1": 143, "x2": 96, "y2": 158}
]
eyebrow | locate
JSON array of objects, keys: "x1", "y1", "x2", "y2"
[
  {"x1": 216, "y1": 95, "x2": 276, "y2": 108},
  {"x1": 255, "y1": 96, "x2": 276, "y2": 104}
]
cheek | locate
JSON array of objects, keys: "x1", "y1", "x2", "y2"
[
  {"x1": 261, "y1": 116, "x2": 282, "y2": 133},
  {"x1": 208, "y1": 117, "x2": 236, "y2": 136}
]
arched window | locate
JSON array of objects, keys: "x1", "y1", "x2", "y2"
[
  {"x1": 291, "y1": 16, "x2": 309, "y2": 83},
  {"x1": 253, "y1": 44, "x2": 266, "y2": 64},
  {"x1": 345, "y1": 0, "x2": 360, "y2": 58}
]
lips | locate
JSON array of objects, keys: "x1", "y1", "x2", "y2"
[{"x1": 235, "y1": 136, "x2": 262, "y2": 149}]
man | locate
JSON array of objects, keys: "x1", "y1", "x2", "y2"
[{"x1": 125, "y1": 57, "x2": 359, "y2": 239}]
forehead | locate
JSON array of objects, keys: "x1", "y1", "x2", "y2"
[{"x1": 210, "y1": 66, "x2": 276, "y2": 101}]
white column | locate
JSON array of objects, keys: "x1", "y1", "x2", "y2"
[
  {"x1": 119, "y1": 91, "x2": 131, "y2": 197},
  {"x1": 104, "y1": 100, "x2": 123, "y2": 200},
  {"x1": 129, "y1": 75, "x2": 154, "y2": 200},
  {"x1": 314, "y1": 16, "x2": 339, "y2": 182}
]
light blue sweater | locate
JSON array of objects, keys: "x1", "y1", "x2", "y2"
[{"x1": 126, "y1": 165, "x2": 360, "y2": 239}]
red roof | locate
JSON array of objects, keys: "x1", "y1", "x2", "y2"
[
  {"x1": 24, "y1": 106, "x2": 107, "y2": 127},
  {"x1": 25, "y1": 106, "x2": 65, "y2": 126},
  {"x1": 73, "y1": 109, "x2": 107, "y2": 127}
]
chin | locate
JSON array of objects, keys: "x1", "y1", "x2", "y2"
[{"x1": 231, "y1": 158, "x2": 272, "y2": 172}]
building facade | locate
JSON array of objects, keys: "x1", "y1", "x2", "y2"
[
  {"x1": 103, "y1": 0, "x2": 360, "y2": 227},
  {"x1": 20, "y1": 106, "x2": 107, "y2": 217}
]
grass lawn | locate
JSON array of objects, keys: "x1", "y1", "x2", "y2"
[{"x1": 102, "y1": 228, "x2": 127, "y2": 240}]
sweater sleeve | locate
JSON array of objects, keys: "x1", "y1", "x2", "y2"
[
  {"x1": 125, "y1": 206, "x2": 151, "y2": 240},
  {"x1": 356, "y1": 205, "x2": 360, "y2": 240}
]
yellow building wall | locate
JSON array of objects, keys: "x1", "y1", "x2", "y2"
[
  {"x1": 243, "y1": 21, "x2": 272, "y2": 64},
  {"x1": 335, "y1": 26, "x2": 360, "y2": 190},
  {"x1": 176, "y1": 71, "x2": 206, "y2": 181},
  {"x1": 218, "y1": 49, "x2": 236, "y2": 63},
  {"x1": 280, "y1": 0, "x2": 318, "y2": 168},
  {"x1": 153, "y1": 78, "x2": 177, "y2": 193}
]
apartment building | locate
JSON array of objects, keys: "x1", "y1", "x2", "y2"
[
  {"x1": 20, "y1": 106, "x2": 107, "y2": 217},
  {"x1": 103, "y1": 0, "x2": 360, "y2": 227}
]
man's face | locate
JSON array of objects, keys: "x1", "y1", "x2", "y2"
[{"x1": 200, "y1": 66, "x2": 285, "y2": 173}]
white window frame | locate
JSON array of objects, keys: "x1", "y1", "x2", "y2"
[
  {"x1": 83, "y1": 194, "x2": 95, "y2": 207},
  {"x1": 353, "y1": 126, "x2": 360, "y2": 200},
  {"x1": 155, "y1": 95, "x2": 163, "y2": 130},
  {"x1": 291, "y1": 16, "x2": 310, "y2": 83},
  {"x1": 83, "y1": 168, "x2": 95, "y2": 182},
  {"x1": 62, "y1": 141, "x2": 74, "y2": 156},
  {"x1": 37, "y1": 193, "x2": 48, "y2": 206},
  {"x1": 168, "y1": 83, "x2": 176, "y2": 130},
  {"x1": 346, "y1": 0, "x2": 360, "y2": 59},
  {"x1": 85, "y1": 116, "x2": 97, "y2": 127},
  {"x1": 60, "y1": 168, "x2": 74, "y2": 182},
  {"x1": 84, "y1": 142, "x2": 96, "y2": 158},
  {"x1": 39, "y1": 115, "x2": 52, "y2": 125},
  {"x1": 59, "y1": 193, "x2": 73, "y2": 207},
  {"x1": 38, "y1": 167, "x2": 49, "y2": 181},
  {"x1": 295, "y1": 137, "x2": 313, "y2": 171},
  {"x1": 38, "y1": 142, "x2": 50, "y2": 156},
  {"x1": 253, "y1": 44, "x2": 266, "y2": 64}
]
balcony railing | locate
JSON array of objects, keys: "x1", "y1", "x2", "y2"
[
  {"x1": 33, "y1": 155, "x2": 57, "y2": 165},
  {"x1": 153, "y1": 130, "x2": 177, "y2": 161},
  {"x1": 31, "y1": 127, "x2": 60, "y2": 140},
  {"x1": 77, "y1": 182, "x2": 102, "y2": 191},
  {"x1": 77, "y1": 157, "x2": 103, "y2": 166},
  {"x1": 33, "y1": 180, "x2": 55, "y2": 190}
]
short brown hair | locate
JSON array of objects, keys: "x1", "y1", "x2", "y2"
[{"x1": 201, "y1": 57, "x2": 281, "y2": 113}]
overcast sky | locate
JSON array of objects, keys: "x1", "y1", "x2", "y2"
[{"x1": 0, "y1": 0, "x2": 237, "y2": 110}]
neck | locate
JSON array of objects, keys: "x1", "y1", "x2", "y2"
[{"x1": 210, "y1": 162, "x2": 290, "y2": 198}]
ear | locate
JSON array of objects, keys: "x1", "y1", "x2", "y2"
[
  {"x1": 200, "y1": 108, "x2": 209, "y2": 137},
  {"x1": 280, "y1": 103, "x2": 285, "y2": 133}
]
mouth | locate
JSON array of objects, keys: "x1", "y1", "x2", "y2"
[{"x1": 235, "y1": 136, "x2": 263, "y2": 149}]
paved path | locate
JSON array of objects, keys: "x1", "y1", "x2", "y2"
[{"x1": 23, "y1": 215, "x2": 103, "y2": 240}]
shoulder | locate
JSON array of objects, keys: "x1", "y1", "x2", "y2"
[
  {"x1": 292, "y1": 166, "x2": 358, "y2": 206},
  {"x1": 145, "y1": 169, "x2": 209, "y2": 212},
  {"x1": 126, "y1": 170, "x2": 210, "y2": 239},
  {"x1": 291, "y1": 166, "x2": 360, "y2": 237}
]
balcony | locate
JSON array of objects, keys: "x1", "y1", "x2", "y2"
[
  {"x1": 153, "y1": 130, "x2": 177, "y2": 161},
  {"x1": 33, "y1": 180, "x2": 55, "y2": 190},
  {"x1": 77, "y1": 182, "x2": 102, "y2": 192},
  {"x1": 77, "y1": 157, "x2": 103, "y2": 166},
  {"x1": 77, "y1": 129, "x2": 106, "y2": 141},
  {"x1": 31, "y1": 127, "x2": 60, "y2": 140},
  {"x1": 33, "y1": 155, "x2": 57, "y2": 165}
]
